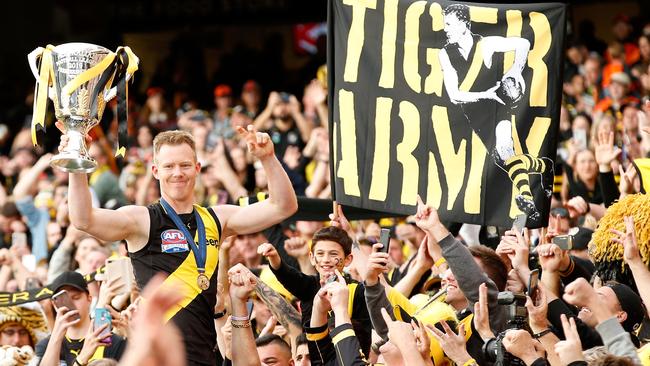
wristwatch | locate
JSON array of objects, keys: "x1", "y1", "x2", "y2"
[{"x1": 213, "y1": 310, "x2": 227, "y2": 319}]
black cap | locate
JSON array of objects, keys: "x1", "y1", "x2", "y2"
[
  {"x1": 571, "y1": 227, "x2": 594, "y2": 250},
  {"x1": 49, "y1": 271, "x2": 88, "y2": 294},
  {"x1": 607, "y1": 282, "x2": 646, "y2": 333}
]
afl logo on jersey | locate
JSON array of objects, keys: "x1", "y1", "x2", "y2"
[{"x1": 161, "y1": 229, "x2": 190, "y2": 253}]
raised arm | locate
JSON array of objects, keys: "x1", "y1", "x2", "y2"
[
  {"x1": 413, "y1": 196, "x2": 506, "y2": 330},
  {"x1": 611, "y1": 216, "x2": 650, "y2": 313},
  {"x1": 58, "y1": 122, "x2": 149, "y2": 247},
  {"x1": 253, "y1": 92, "x2": 280, "y2": 131},
  {"x1": 288, "y1": 95, "x2": 313, "y2": 143},
  {"x1": 228, "y1": 264, "x2": 262, "y2": 366},
  {"x1": 215, "y1": 126, "x2": 297, "y2": 237},
  {"x1": 12, "y1": 153, "x2": 52, "y2": 200},
  {"x1": 254, "y1": 274, "x2": 303, "y2": 336}
]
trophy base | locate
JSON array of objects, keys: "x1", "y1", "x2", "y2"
[{"x1": 50, "y1": 153, "x2": 98, "y2": 173}]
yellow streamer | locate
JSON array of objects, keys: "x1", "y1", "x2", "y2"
[
  {"x1": 113, "y1": 46, "x2": 139, "y2": 159},
  {"x1": 31, "y1": 45, "x2": 56, "y2": 146},
  {"x1": 61, "y1": 52, "x2": 117, "y2": 96}
]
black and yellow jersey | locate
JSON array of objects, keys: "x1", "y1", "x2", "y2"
[
  {"x1": 444, "y1": 33, "x2": 505, "y2": 148},
  {"x1": 130, "y1": 202, "x2": 221, "y2": 366}
]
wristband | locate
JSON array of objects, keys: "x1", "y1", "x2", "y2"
[
  {"x1": 74, "y1": 359, "x2": 88, "y2": 366},
  {"x1": 533, "y1": 328, "x2": 553, "y2": 339},
  {"x1": 434, "y1": 257, "x2": 447, "y2": 268},
  {"x1": 559, "y1": 257, "x2": 575, "y2": 277},
  {"x1": 462, "y1": 359, "x2": 477, "y2": 366},
  {"x1": 231, "y1": 315, "x2": 249, "y2": 321},
  {"x1": 231, "y1": 319, "x2": 251, "y2": 328},
  {"x1": 213, "y1": 310, "x2": 227, "y2": 319}
]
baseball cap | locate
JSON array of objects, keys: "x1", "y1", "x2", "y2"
[
  {"x1": 213, "y1": 84, "x2": 232, "y2": 98},
  {"x1": 242, "y1": 80, "x2": 260, "y2": 93},
  {"x1": 606, "y1": 282, "x2": 645, "y2": 332},
  {"x1": 146, "y1": 87, "x2": 164, "y2": 97},
  {"x1": 49, "y1": 271, "x2": 89, "y2": 294},
  {"x1": 610, "y1": 72, "x2": 631, "y2": 86},
  {"x1": 613, "y1": 14, "x2": 631, "y2": 25}
]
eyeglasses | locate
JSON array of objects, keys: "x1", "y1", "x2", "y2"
[{"x1": 1, "y1": 329, "x2": 29, "y2": 337}]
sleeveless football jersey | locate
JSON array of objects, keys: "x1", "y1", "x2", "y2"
[{"x1": 130, "y1": 202, "x2": 221, "y2": 366}]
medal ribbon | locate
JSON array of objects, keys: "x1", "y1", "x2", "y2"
[{"x1": 160, "y1": 199, "x2": 207, "y2": 275}]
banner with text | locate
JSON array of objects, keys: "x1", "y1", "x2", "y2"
[{"x1": 328, "y1": 0, "x2": 565, "y2": 228}]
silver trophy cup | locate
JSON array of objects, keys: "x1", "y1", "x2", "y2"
[{"x1": 28, "y1": 43, "x2": 136, "y2": 173}]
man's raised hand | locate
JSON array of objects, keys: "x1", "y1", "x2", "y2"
[{"x1": 237, "y1": 125, "x2": 274, "y2": 159}]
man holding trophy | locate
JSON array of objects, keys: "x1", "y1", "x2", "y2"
[{"x1": 29, "y1": 42, "x2": 299, "y2": 366}]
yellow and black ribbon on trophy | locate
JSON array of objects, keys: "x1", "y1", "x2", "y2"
[
  {"x1": 0, "y1": 267, "x2": 105, "y2": 307},
  {"x1": 31, "y1": 45, "x2": 56, "y2": 146},
  {"x1": 113, "y1": 47, "x2": 138, "y2": 158}
]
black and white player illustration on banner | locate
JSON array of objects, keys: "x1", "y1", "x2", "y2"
[{"x1": 438, "y1": 3, "x2": 553, "y2": 223}]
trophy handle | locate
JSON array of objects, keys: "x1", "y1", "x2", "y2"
[
  {"x1": 105, "y1": 52, "x2": 139, "y2": 102},
  {"x1": 27, "y1": 47, "x2": 45, "y2": 80},
  {"x1": 104, "y1": 71, "x2": 136, "y2": 102}
]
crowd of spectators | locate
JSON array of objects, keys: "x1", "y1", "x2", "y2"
[{"x1": 0, "y1": 10, "x2": 648, "y2": 366}]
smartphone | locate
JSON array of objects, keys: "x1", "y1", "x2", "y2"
[
  {"x1": 11, "y1": 232, "x2": 27, "y2": 247},
  {"x1": 279, "y1": 92, "x2": 291, "y2": 103},
  {"x1": 246, "y1": 300, "x2": 254, "y2": 320},
  {"x1": 93, "y1": 308, "x2": 112, "y2": 345},
  {"x1": 574, "y1": 128, "x2": 588, "y2": 150},
  {"x1": 512, "y1": 214, "x2": 527, "y2": 235},
  {"x1": 552, "y1": 235, "x2": 573, "y2": 251},
  {"x1": 379, "y1": 228, "x2": 391, "y2": 254},
  {"x1": 51, "y1": 290, "x2": 80, "y2": 321},
  {"x1": 527, "y1": 269, "x2": 540, "y2": 302},
  {"x1": 106, "y1": 258, "x2": 133, "y2": 295},
  {"x1": 25, "y1": 277, "x2": 40, "y2": 291}
]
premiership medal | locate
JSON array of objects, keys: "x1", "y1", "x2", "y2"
[
  {"x1": 160, "y1": 199, "x2": 210, "y2": 291},
  {"x1": 197, "y1": 273, "x2": 210, "y2": 291}
]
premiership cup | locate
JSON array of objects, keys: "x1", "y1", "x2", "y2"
[{"x1": 28, "y1": 43, "x2": 138, "y2": 173}]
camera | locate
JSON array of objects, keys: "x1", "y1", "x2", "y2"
[
  {"x1": 497, "y1": 291, "x2": 528, "y2": 330},
  {"x1": 482, "y1": 291, "x2": 529, "y2": 366},
  {"x1": 279, "y1": 92, "x2": 292, "y2": 103}
]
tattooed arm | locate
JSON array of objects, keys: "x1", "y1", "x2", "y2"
[
  {"x1": 254, "y1": 277, "x2": 302, "y2": 332},
  {"x1": 254, "y1": 274, "x2": 303, "y2": 355}
]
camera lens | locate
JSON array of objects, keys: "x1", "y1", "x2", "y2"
[{"x1": 482, "y1": 337, "x2": 499, "y2": 362}]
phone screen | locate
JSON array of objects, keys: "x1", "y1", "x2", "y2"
[
  {"x1": 93, "y1": 308, "x2": 112, "y2": 345},
  {"x1": 246, "y1": 300, "x2": 254, "y2": 320},
  {"x1": 52, "y1": 290, "x2": 80, "y2": 321},
  {"x1": 379, "y1": 228, "x2": 391, "y2": 253},
  {"x1": 25, "y1": 277, "x2": 40, "y2": 291},
  {"x1": 11, "y1": 232, "x2": 27, "y2": 248},
  {"x1": 527, "y1": 269, "x2": 540, "y2": 302},
  {"x1": 512, "y1": 214, "x2": 527, "y2": 235},
  {"x1": 574, "y1": 128, "x2": 588, "y2": 150}
]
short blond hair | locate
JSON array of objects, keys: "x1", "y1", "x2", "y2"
[{"x1": 153, "y1": 130, "x2": 196, "y2": 163}]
